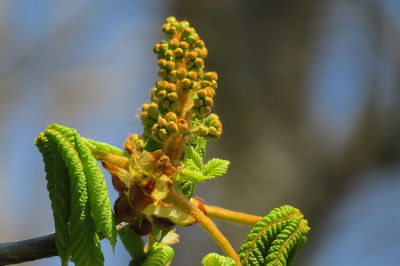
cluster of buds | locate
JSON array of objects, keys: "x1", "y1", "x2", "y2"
[
  {"x1": 139, "y1": 16, "x2": 222, "y2": 152},
  {"x1": 103, "y1": 17, "x2": 224, "y2": 237}
]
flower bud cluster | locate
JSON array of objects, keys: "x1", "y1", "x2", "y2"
[
  {"x1": 194, "y1": 113, "x2": 223, "y2": 139},
  {"x1": 140, "y1": 16, "x2": 222, "y2": 145}
]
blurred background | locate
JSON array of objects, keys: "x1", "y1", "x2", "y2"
[{"x1": 1, "y1": 1, "x2": 400, "y2": 265}]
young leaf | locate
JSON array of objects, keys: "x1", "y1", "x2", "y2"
[
  {"x1": 177, "y1": 168, "x2": 207, "y2": 183},
  {"x1": 35, "y1": 134, "x2": 71, "y2": 265},
  {"x1": 43, "y1": 125, "x2": 104, "y2": 266},
  {"x1": 76, "y1": 136, "x2": 117, "y2": 248},
  {"x1": 190, "y1": 136, "x2": 207, "y2": 158},
  {"x1": 185, "y1": 146, "x2": 203, "y2": 170},
  {"x1": 238, "y1": 205, "x2": 310, "y2": 266},
  {"x1": 118, "y1": 226, "x2": 145, "y2": 263},
  {"x1": 178, "y1": 181, "x2": 195, "y2": 198},
  {"x1": 138, "y1": 245, "x2": 174, "y2": 266},
  {"x1": 202, "y1": 253, "x2": 236, "y2": 266},
  {"x1": 202, "y1": 158, "x2": 230, "y2": 178}
]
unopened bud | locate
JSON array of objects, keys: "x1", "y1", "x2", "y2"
[
  {"x1": 165, "y1": 112, "x2": 177, "y2": 121},
  {"x1": 197, "y1": 89, "x2": 207, "y2": 99},
  {"x1": 167, "y1": 122, "x2": 179, "y2": 133},
  {"x1": 159, "y1": 128, "x2": 168, "y2": 140},
  {"x1": 166, "y1": 61, "x2": 175, "y2": 71},
  {"x1": 167, "y1": 92, "x2": 178, "y2": 101},
  {"x1": 182, "y1": 78, "x2": 192, "y2": 89},
  {"x1": 177, "y1": 118, "x2": 189, "y2": 132},
  {"x1": 180, "y1": 41, "x2": 190, "y2": 50},
  {"x1": 187, "y1": 51, "x2": 197, "y2": 60},
  {"x1": 194, "y1": 58, "x2": 204, "y2": 69}
]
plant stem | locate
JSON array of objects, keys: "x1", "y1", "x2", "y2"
[
  {"x1": 166, "y1": 189, "x2": 242, "y2": 265},
  {"x1": 0, "y1": 223, "x2": 129, "y2": 265},
  {"x1": 191, "y1": 198, "x2": 262, "y2": 226}
]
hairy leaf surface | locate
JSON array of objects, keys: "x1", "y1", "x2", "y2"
[
  {"x1": 202, "y1": 253, "x2": 236, "y2": 266},
  {"x1": 35, "y1": 134, "x2": 71, "y2": 265},
  {"x1": 138, "y1": 245, "x2": 174, "y2": 266},
  {"x1": 118, "y1": 226, "x2": 145, "y2": 262},
  {"x1": 238, "y1": 205, "x2": 309, "y2": 266},
  {"x1": 36, "y1": 124, "x2": 119, "y2": 265}
]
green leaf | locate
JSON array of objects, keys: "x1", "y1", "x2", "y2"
[
  {"x1": 36, "y1": 124, "x2": 123, "y2": 266},
  {"x1": 76, "y1": 136, "x2": 117, "y2": 248},
  {"x1": 190, "y1": 137, "x2": 207, "y2": 158},
  {"x1": 43, "y1": 124, "x2": 104, "y2": 266},
  {"x1": 118, "y1": 226, "x2": 145, "y2": 262},
  {"x1": 139, "y1": 245, "x2": 174, "y2": 266},
  {"x1": 185, "y1": 146, "x2": 203, "y2": 170},
  {"x1": 238, "y1": 205, "x2": 310, "y2": 266},
  {"x1": 178, "y1": 181, "x2": 195, "y2": 198},
  {"x1": 177, "y1": 168, "x2": 207, "y2": 183},
  {"x1": 202, "y1": 253, "x2": 236, "y2": 266},
  {"x1": 35, "y1": 134, "x2": 71, "y2": 266},
  {"x1": 202, "y1": 158, "x2": 230, "y2": 178}
]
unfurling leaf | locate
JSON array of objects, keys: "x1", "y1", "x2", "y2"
[
  {"x1": 202, "y1": 253, "x2": 236, "y2": 266},
  {"x1": 136, "y1": 245, "x2": 174, "y2": 266},
  {"x1": 238, "y1": 205, "x2": 310, "y2": 266},
  {"x1": 36, "y1": 124, "x2": 117, "y2": 266},
  {"x1": 118, "y1": 226, "x2": 145, "y2": 263}
]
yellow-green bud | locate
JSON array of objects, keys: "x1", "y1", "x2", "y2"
[
  {"x1": 204, "y1": 97, "x2": 214, "y2": 107},
  {"x1": 208, "y1": 126, "x2": 219, "y2": 137},
  {"x1": 141, "y1": 104, "x2": 149, "y2": 112},
  {"x1": 165, "y1": 112, "x2": 177, "y2": 122},
  {"x1": 157, "y1": 117, "x2": 167, "y2": 127},
  {"x1": 206, "y1": 87, "x2": 215, "y2": 97},
  {"x1": 187, "y1": 34, "x2": 199, "y2": 43},
  {"x1": 201, "y1": 80, "x2": 211, "y2": 88},
  {"x1": 167, "y1": 121, "x2": 179, "y2": 133},
  {"x1": 197, "y1": 89, "x2": 207, "y2": 99},
  {"x1": 167, "y1": 92, "x2": 178, "y2": 101},
  {"x1": 199, "y1": 126, "x2": 209, "y2": 136},
  {"x1": 195, "y1": 40, "x2": 205, "y2": 48},
  {"x1": 158, "y1": 59, "x2": 167, "y2": 68},
  {"x1": 168, "y1": 83, "x2": 176, "y2": 91},
  {"x1": 177, "y1": 68, "x2": 187, "y2": 79},
  {"x1": 174, "y1": 48, "x2": 184, "y2": 57},
  {"x1": 177, "y1": 118, "x2": 189, "y2": 132},
  {"x1": 157, "y1": 90, "x2": 167, "y2": 99},
  {"x1": 194, "y1": 58, "x2": 204, "y2": 69},
  {"x1": 166, "y1": 16, "x2": 176, "y2": 23},
  {"x1": 186, "y1": 71, "x2": 198, "y2": 80},
  {"x1": 180, "y1": 41, "x2": 190, "y2": 50},
  {"x1": 169, "y1": 38, "x2": 179, "y2": 48},
  {"x1": 182, "y1": 78, "x2": 192, "y2": 89},
  {"x1": 165, "y1": 50, "x2": 174, "y2": 58},
  {"x1": 158, "y1": 128, "x2": 168, "y2": 140},
  {"x1": 204, "y1": 72, "x2": 218, "y2": 81},
  {"x1": 166, "y1": 61, "x2": 175, "y2": 71},
  {"x1": 187, "y1": 51, "x2": 197, "y2": 60}
]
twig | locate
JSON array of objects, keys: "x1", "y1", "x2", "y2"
[
  {"x1": 0, "y1": 233, "x2": 57, "y2": 265},
  {"x1": 0, "y1": 223, "x2": 129, "y2": 265}
]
